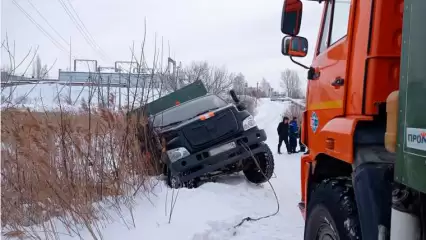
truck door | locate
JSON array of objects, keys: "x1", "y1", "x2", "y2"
[{"x1": 307, "y1": 0, "x2": 351, "y2": 138}]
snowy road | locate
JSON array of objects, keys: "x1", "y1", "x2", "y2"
[{"x1": 59, "y1": 98, "x2": 305, "y2": 240}]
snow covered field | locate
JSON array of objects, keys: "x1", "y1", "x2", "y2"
[
  {"x1": 1, "y1": 83, "x2": 162, "y2": 111},
  {"x1": 36, "y1": 98, "x2": 303, "y2": 240}
]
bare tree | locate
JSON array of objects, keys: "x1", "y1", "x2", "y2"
[
  {"x1": 41, "y1": 64, "x2": 49, "y2": 79},
  {"x1": 284, "y1": 103, "x2": 304, "y2": 121},
  {"x1": 260, "y1": 78, "x2": 272, "y2": 97},
  {"x1": 280, "y1": 69, "x2": 303, "y2": 99},
  {"x1": 32, "y1": 55, "x2": 42, "y2": 78},
  {"x1": 232, "y1": 73, "x2": 247, "y2": 95},
  {"x1": 182, "y1": 61, "x2": 234, "y2": 95}
]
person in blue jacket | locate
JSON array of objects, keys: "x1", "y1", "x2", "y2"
[{"x1": 289, "y1": 117, "x2": 299, "y2": 154}]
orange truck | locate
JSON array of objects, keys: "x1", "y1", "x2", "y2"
[{"x1": 280, "y1": 0, "x2": 426, "y2": 239}]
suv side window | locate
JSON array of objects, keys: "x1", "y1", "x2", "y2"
[
  {"x1": 330, "y1": 0, "x2": 351, "y2": 45},
  {"x1": 317, "y1": 1, "x2": 333, "y2": 54}
]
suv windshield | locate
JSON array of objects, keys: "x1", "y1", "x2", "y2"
[{"x1": 152, "y1": 95, "x2": 228, "y2": 128}]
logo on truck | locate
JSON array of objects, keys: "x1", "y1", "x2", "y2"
[
  {"x1": 406, "y1": 128, "x2": 426, "y2": 151},
  {"x1": 311, "y1": 112, "x2": 319, "y2": 133}
]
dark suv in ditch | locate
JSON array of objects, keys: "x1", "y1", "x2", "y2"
[{"x1": 150, "y1": 92, "x2": 274, "y2": 188}]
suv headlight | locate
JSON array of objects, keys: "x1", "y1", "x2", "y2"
[
  {"x1": 166, "y1": 147, "x2": 190, "y2": 162},
  {"x1": 242, "y1": 115, "x2": 257, "y2": 131}
]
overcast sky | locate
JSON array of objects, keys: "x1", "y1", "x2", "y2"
[{"x1": 1, "y1": 0, "x2": 322, "y2": 90}]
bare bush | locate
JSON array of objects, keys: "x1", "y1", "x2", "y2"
[
  {"x1": 223, "y1": 94, "x2": 256, "y2": 116},
  {"x1": 280, "y1": 69, "x2": 304, "y2": 99},
  {"x1": 1, "y1": 104, "x2": 163, "y2": 239},
  {"x1": 1, "y1": 36, "x2": 55, "y2": 109},
  {"x1": 239, "y1": 95, "x2": 256, "y2": 116},
  {"x1": 14, "y1": 95, "x2": 29, "y2": 105},
  {"x1": 283, "y1": 103, "x2": 304, "y2": 121},
  {"x1": 1, "y1": 29, "x2": 165, "y2": 240}
]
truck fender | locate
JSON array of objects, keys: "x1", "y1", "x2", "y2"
[{"x1": 315, "y1": 116, "x2": 372, "y2": 164}]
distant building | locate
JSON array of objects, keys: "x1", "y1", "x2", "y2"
[
  {"x1": 1, "y1": 71, "x2": 58, "y2": 85},
  {"x1": 58, "y1": 69, "x2": 162, "y2": 88}
]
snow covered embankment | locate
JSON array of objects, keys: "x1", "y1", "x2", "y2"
[
  {"x1": 86, "y1": 99, "x2": 303, "y2": 240},
  {"x1": 3, "y1": 98, "x2": 305, "y2": 240}
]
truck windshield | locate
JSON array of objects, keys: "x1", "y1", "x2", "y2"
[{"x1": 152, "y1": 95, "x2": 228, "y2": 128}]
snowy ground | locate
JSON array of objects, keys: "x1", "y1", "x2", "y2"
[
  {"x1": 2, "y1": 96, "x2": 304, "y2": 239},
  {"x1": 46, "y1": 98, "x2": 303, "y2": 240}
]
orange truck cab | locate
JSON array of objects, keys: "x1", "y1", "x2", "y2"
[{"x1": 280, "y1": 0, "x2": 426, "y2": 239}]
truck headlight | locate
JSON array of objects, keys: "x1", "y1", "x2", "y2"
[
  {"x1": 166, "y1": 147, "x2": 190, "y2": 162},
  {"x1": 242, "y1": 115, "x2": 257, "y2": 131}
]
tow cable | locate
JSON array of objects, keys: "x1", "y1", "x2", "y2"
[
  {"x1": 232, "y1": 141, "x2": 280, "y2": 229},
  {"x1": 166, "y1": 140, "x2": 281, "y2": 230}
]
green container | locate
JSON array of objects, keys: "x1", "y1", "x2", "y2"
[
  {"x1": 395, "y1": 0, "x2": 426, "y2": 194},
  {"x1": 130, "y1": 80, "x2": 208, "y2": 116}
]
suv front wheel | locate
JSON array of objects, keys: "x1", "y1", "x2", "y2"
[
  {"x1": 242, "y1": 145, "x2": 274, "y2": 184},
  {"x1": 166, "y1": 168, "x2": 199, "y2": 189}
]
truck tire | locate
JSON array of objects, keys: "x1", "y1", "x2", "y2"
[
  {"x1": 304, "y1": 179, "x2": 361, "y2": 240},
  {"x1": 243, "y1": 144, "x2": 274, "y2": 184}
]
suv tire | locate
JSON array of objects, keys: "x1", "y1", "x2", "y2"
[
  {"x1": 166, "y1": 167, "x2": 198, "y2": 189},
  {"x1": 304, "y1": 179, "x2": 361, "y2": 240},
  {"x1": 243, "y1": 144, "x2": 274, "y2": 184}
]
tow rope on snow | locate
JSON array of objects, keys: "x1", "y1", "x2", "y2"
[{"x1": 232, "y1": 141, "x2": 280, "y2": 229}]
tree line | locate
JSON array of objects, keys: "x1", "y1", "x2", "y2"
[{"x1": 162, "y1": 61, "x2": 305, "y2": 100}]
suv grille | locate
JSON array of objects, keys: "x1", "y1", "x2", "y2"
[{"x1": 182, "y1": 109, "x2": 239, "y2": 148}]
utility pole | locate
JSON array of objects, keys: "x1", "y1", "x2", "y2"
[
  {"x1": 69, "y1": 36, "x2": 72, "y2": 71},
  {"x1": 168, "y1": 57, "x2": 177, "y2": 90},
  {"x1": 256, "y1": 81, "x2": 259, "y2": 107}
]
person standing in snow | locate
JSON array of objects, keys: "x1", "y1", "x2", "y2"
[
  {"x1": 289, "y1": 117, "x2": 299, "y2": 154},
  {"x1": 277, "y1": 116, "x2": 290, "y2": 154}
]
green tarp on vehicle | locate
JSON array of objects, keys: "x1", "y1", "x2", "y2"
[{"x1": 130, "y1": 80, "x2": 208, "y2": 116}]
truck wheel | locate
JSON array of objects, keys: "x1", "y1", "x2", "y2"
[
  {"x1": 304, "y1": 179, "x2": 361, "y2": 240},
  {"x1": 243, "y1": 144, "x2": 274, "y2": 184}
]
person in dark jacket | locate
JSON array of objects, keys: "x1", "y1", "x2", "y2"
[
  {"x1": 277, "y1": 116, "x2": 290, "y2": 154},
  {"x1": 289, "y1": 117, "x2": 299, "y2": 153}
]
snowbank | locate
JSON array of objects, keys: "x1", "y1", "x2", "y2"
[
  {"x1": 3, "y1": 99, "x2": 304, "y2": 240},
  {"x1": 1, "y1": 91, "x2": 306, "y2": 239}
]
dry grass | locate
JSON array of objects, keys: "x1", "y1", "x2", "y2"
[{"x1": 1, "y1": 105, "x2": 162, "y2": 239}]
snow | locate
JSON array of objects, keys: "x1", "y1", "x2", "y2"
[
  {"x1": 1, "y1": 83, "x2": 162, "y2": 111},
  {"x1": 3, "y1": 96, "x2": 305, "y2": 239}
]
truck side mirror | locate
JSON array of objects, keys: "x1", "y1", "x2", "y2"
[
  {"x1": 281, "y1": 0, "x2": 303, "y2": 36},
  {"x1": 281, "y1": 36, "x2": 308, "y2": 58}
]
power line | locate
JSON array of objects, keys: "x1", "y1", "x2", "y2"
[
  {"x1": 63, "y1": 0, "x2": 108, "y2": 59},
  {"x1": 56, "y1": 0, "x2": 109, "y2": 61},
  {"x1": 12, "y1": 0, "x2": 69, "y2": 54},
  {"x1": 26, "y1": 0, "x2": 70, "y2": 47},
  {"x1": 55, "y1": 0, "x2": 97, "y2": 54}
]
